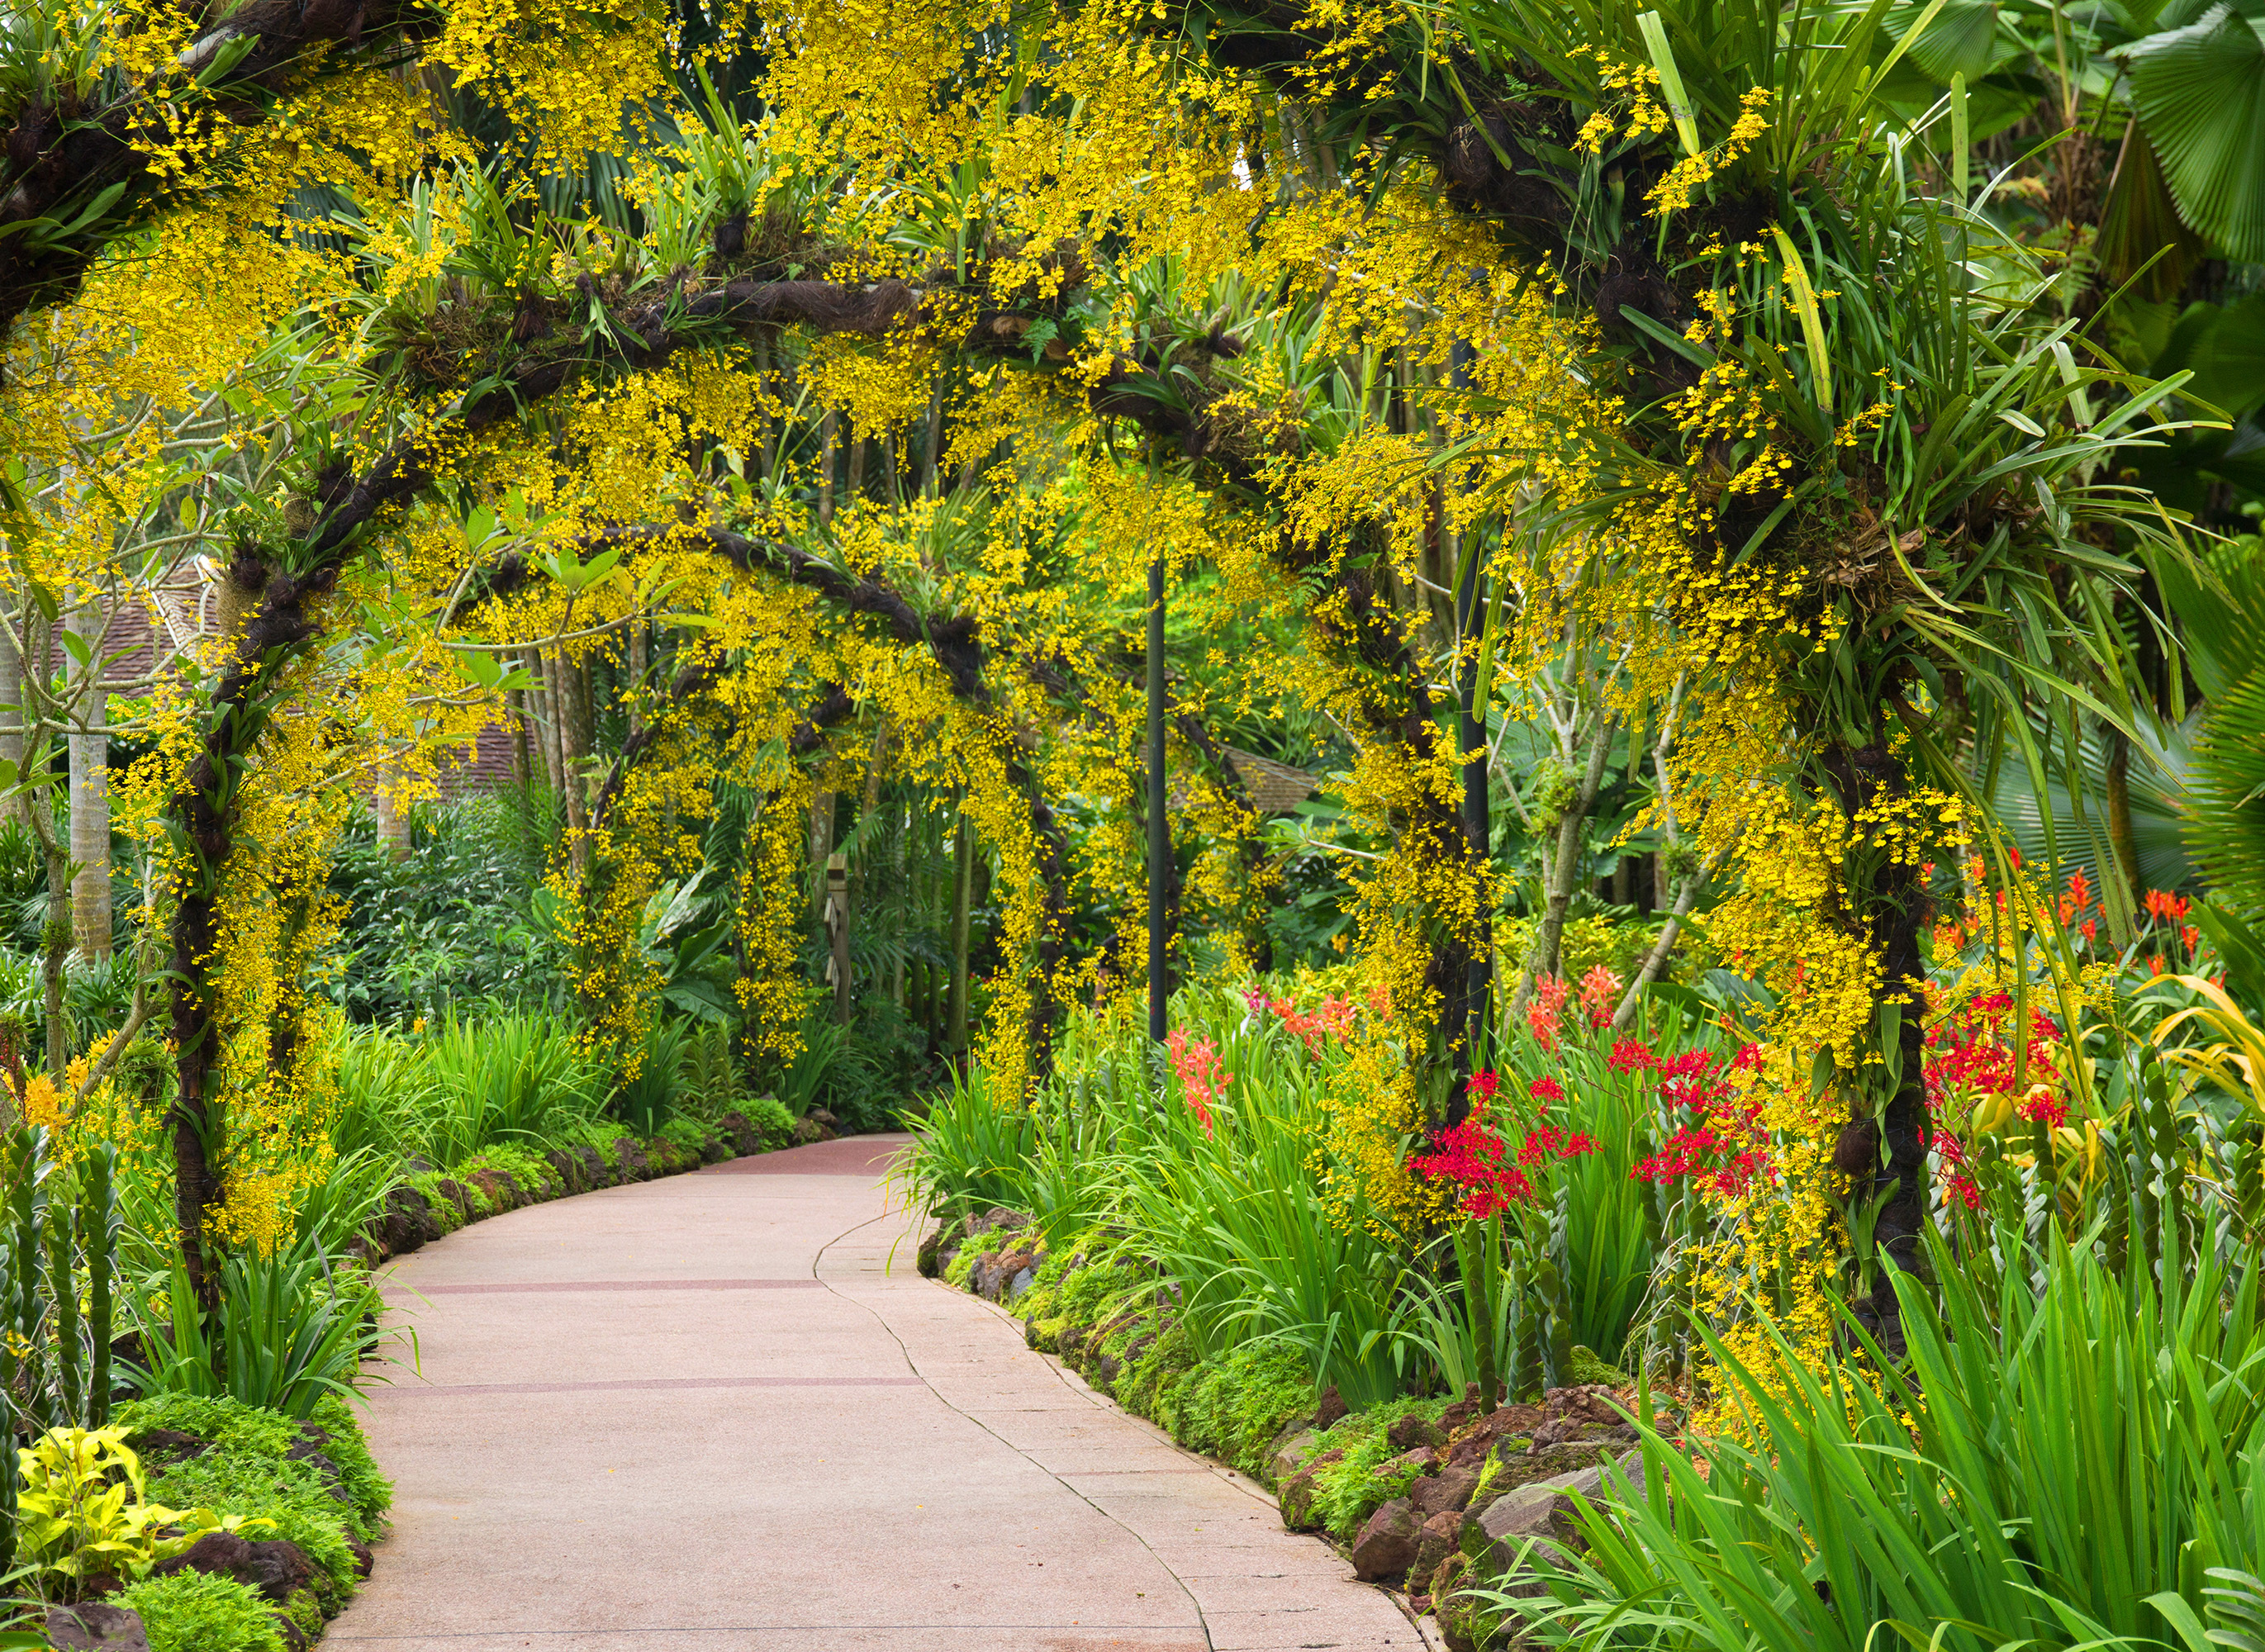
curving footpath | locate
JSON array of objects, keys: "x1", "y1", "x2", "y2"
[{"x1": 326, "y1": 1132, "x2": 1427, "y2": 1651}]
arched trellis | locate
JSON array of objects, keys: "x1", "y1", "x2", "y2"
[{"x1": 129, "y1": 145, "x2": 1513, "y2": 1294}]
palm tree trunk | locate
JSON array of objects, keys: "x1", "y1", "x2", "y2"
[
  {"x1": 0, "y1": 596, "x2": 27, "y2": 828},
  {"x1": 66, "y1": 601, "x2": 112, "y2": 960}
]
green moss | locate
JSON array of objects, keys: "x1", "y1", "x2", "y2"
[
  {"x1": 116, "y1": 1569, "x2": 286, "y2": 1652},
  {"x1": 1117, "y1": 1320, "x2": 1194, "y2": 1413},
  {"x1": 1305, "y1": 1395, "x2": 1460, "y2": 1543},
  {"x1": 468, "y1": 1143, "x2": 564, "y2": 1200},
  {"x1": 1173, "y1": 1341, "x2": 1313, "y2": 1476},
  {"x1": 943, "y1": 1227, "x2": 1009, "y2": 1288},
  {"x1": 1566, "y1": 1344, "x2": 1628, "y2": 1387}
]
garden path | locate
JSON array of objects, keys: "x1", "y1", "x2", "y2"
[{"x1": 324, "y1": 1132, "x2": 1427, "y2": 1652}]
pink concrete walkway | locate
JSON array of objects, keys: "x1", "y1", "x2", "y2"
[{"x1": 325, "y1": 1133, "x2": 1425, "y2": 1651}]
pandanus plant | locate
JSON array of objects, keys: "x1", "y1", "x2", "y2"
[{"x1": 1, "y1": 1127, "x2": 121, "y2": 1571}]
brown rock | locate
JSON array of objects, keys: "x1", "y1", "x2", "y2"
[
  {"x1": 609, "y1": 1138, "x2": 652, "y2": 1180},
  {"x1": 1469, "y1": 1449, "x2": 1645, "y2": 1569},
  {"x1": 131, "y1": 1427, "x2": 211, "y2": 1467},
  {"x1": 1443, "y1": 1402, "x2": 1543, "y2": 1470},
  {"x1": 573, "y1": 1145, "x2": 608, "y2": 1186},
  {"x1": 1410, "y1": 1507, "x2": 1465, "y2": 1591},
  {"x1": 1350, "y1": 1496, "x2": 1422, "y2": 1581},
  {"x1": 1388, "y1": 1412, "x2": 1446, "y2": 1454},
  {"x1": 542, "y1": 1148, "x2": 582, "y2": 1194},
  {"x1": 918, "y1": 1218, "x2": 966, "y2": 1279},
  {"x1": 1313, "y1": 1385, "x2": 1350, "y2": 1430},
  {"x1": 1266, "y1": 1426, "x2": 1319, "y2": 1486},
  {"x1": 1411, "y1": 1464, "x2": 1479, "y2": 1517},
  {"x1": 716, "y1": 1110, "x2": 762, "y2": 1157},
  {"x1": 432, "y1": 1177, "x2": 474, "y2": 1218},
  {"x1": 1375, "y1": 1446, "x2": 1438, "y2": 1481},
  {"x1": 1277, "y1": 1446, "x2": 1345, "y2": 1530},
  {"x1": 44, "y1": 1604, "x2": 149, "y2": 1651},
  {"x1": 146, "y1": 1531, "x2": 316, "y2": 1605}
]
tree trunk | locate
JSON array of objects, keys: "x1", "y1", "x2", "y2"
[
  {"x1": 0, "y1": 596, "x2": 27, "y2": 828},
  {"x1": 67, "y1": 601, "x2": 111, "y2": 961},
  {"x1": 556, "y1": 648, "x2": 590, "y2": 872},
  {"x1": 810, "y1": 789, "x2": 835, "y2": 920},
  {"x1": 370, "y1": 767, "x2": 411, "y2": 862},
  {"x1": 529, "y1": 649, "x2": 564, "y2": 794},
  {"x1": 39, "y1": 811, "x2": 68, "y2": 1076},
  {"x1": 1822, "y1": 743, "x2": 1931, "y2": 1354},
  {"x1": 2105, "y1": 723, "x2": 2141, "y2": 904},
  {"x1": 818, "y1": 410, "x2": 838, "y2": 525},
  {"x1": 507, "y1": 679, "x2": 532, "y2": 786}
]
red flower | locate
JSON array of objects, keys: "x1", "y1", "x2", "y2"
[
  {"x1": 1527, "y1": 1076, "x2": 1565, "y2": 1103},
  {"x1": 1608, "y1": 1038, "x2": 1655, "y2": 1075},
  {"x1": 1409, "y1": 1104, "x2": 1536, "y2": 1218},
  {"x1": 2015, "y1": 1090, "x2": 2068, "y2": 1130},
  {"x1": 1528, "y1": 976, "x2": 1570, "y2": 1051},
  {"x1": 1578, "y1": 964, "x2": 1622, "y2": 1029},
  {"x1": 1517, "y1": 1122, "x2": 1597, "y2": 1168}
]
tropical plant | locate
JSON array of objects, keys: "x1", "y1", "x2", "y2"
[
  {"x1": 10, "y1": 1427, "x2": 256, "y2": 1586},
  {"x1": 418, "y1": 1013, "x2": 606, "y2": 1167},
  {"x1": 122, "y1": 1239, "x2": 394, "y2": 1422},
  {"x1": 2, "y1": 1130, "x2": 121, "y2": 1433},
  {"x1": 611, "y1": 1016, "x2": 689, "y2": 1136},
  {"x1": 1486, "y1": 1228, "x2": 2265, "y2": 1650}
]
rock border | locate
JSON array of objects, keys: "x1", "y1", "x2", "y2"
[{"x1": 923, "y1": 1209, "x2": 1674, "y2": 1652}]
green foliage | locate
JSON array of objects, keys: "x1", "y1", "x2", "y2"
[
  {"x1": 116, "y1": 1395, "x2": 297, "y2": 1461},
  {"x1": 737, "y1": 1094, "x2": 796, "y2": 1148},
  {"x1": 308, "y1": 1395, "x2": 394, "y2": 1531},
  {"x1": 612, "y1": 1015, "x2": 688, "y2": 1135},
  {"x1": 328, "y1": 787, "x2": 564, "y2": 1026},
  {"x1": 116, "y1": 1393, "x2": 391, "y2": 1540},
  {"x1": 116, "y1": 1567, "x2": 287, "y2": 1652},
  {"x1": 824, "y1": 999, "x2": 932, "y2": 1132},
  {"x1": 11, "y1": 1427, "x2": 254, "y2": 1583},
  {"x1": 143, "y1": 1452, "x2": 363, "y2": 1604},
  {"x1": 1151, "y1": 1339, "x2": 1315, "y2": 1477},
  {"x1": 1302, "y1": 1398, "x2": 1458, "y2": 1544},
  {"x1": 121, "y1": 1237, "x2": 389, "y2": 1422},
  {"x1": 331, "y1": 1013, "x2": 605, "y2": 1170},
  {"x1": 942, "y1": 1226, "x2": 1009, "y2": 1288},
  {"x1": 900, "y1": 1066, "x2": 1039, "y2": 1220},
  {"x1": 1495, "y1": 1228, "x2": 2265, "y2": 1650}
]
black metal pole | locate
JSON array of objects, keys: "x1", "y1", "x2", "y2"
[{"x1": 1147, "y1": 549, "x2": 1169, "y2": 1043}]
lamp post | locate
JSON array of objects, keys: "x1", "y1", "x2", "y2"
[{"x1": 1147, "y1": 547, "x2": 1168, "y2": 1044}]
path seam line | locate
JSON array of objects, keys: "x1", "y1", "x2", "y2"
[{"x1": 811, "y1": 1207, "x2": 1219, "y2": 1652}]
